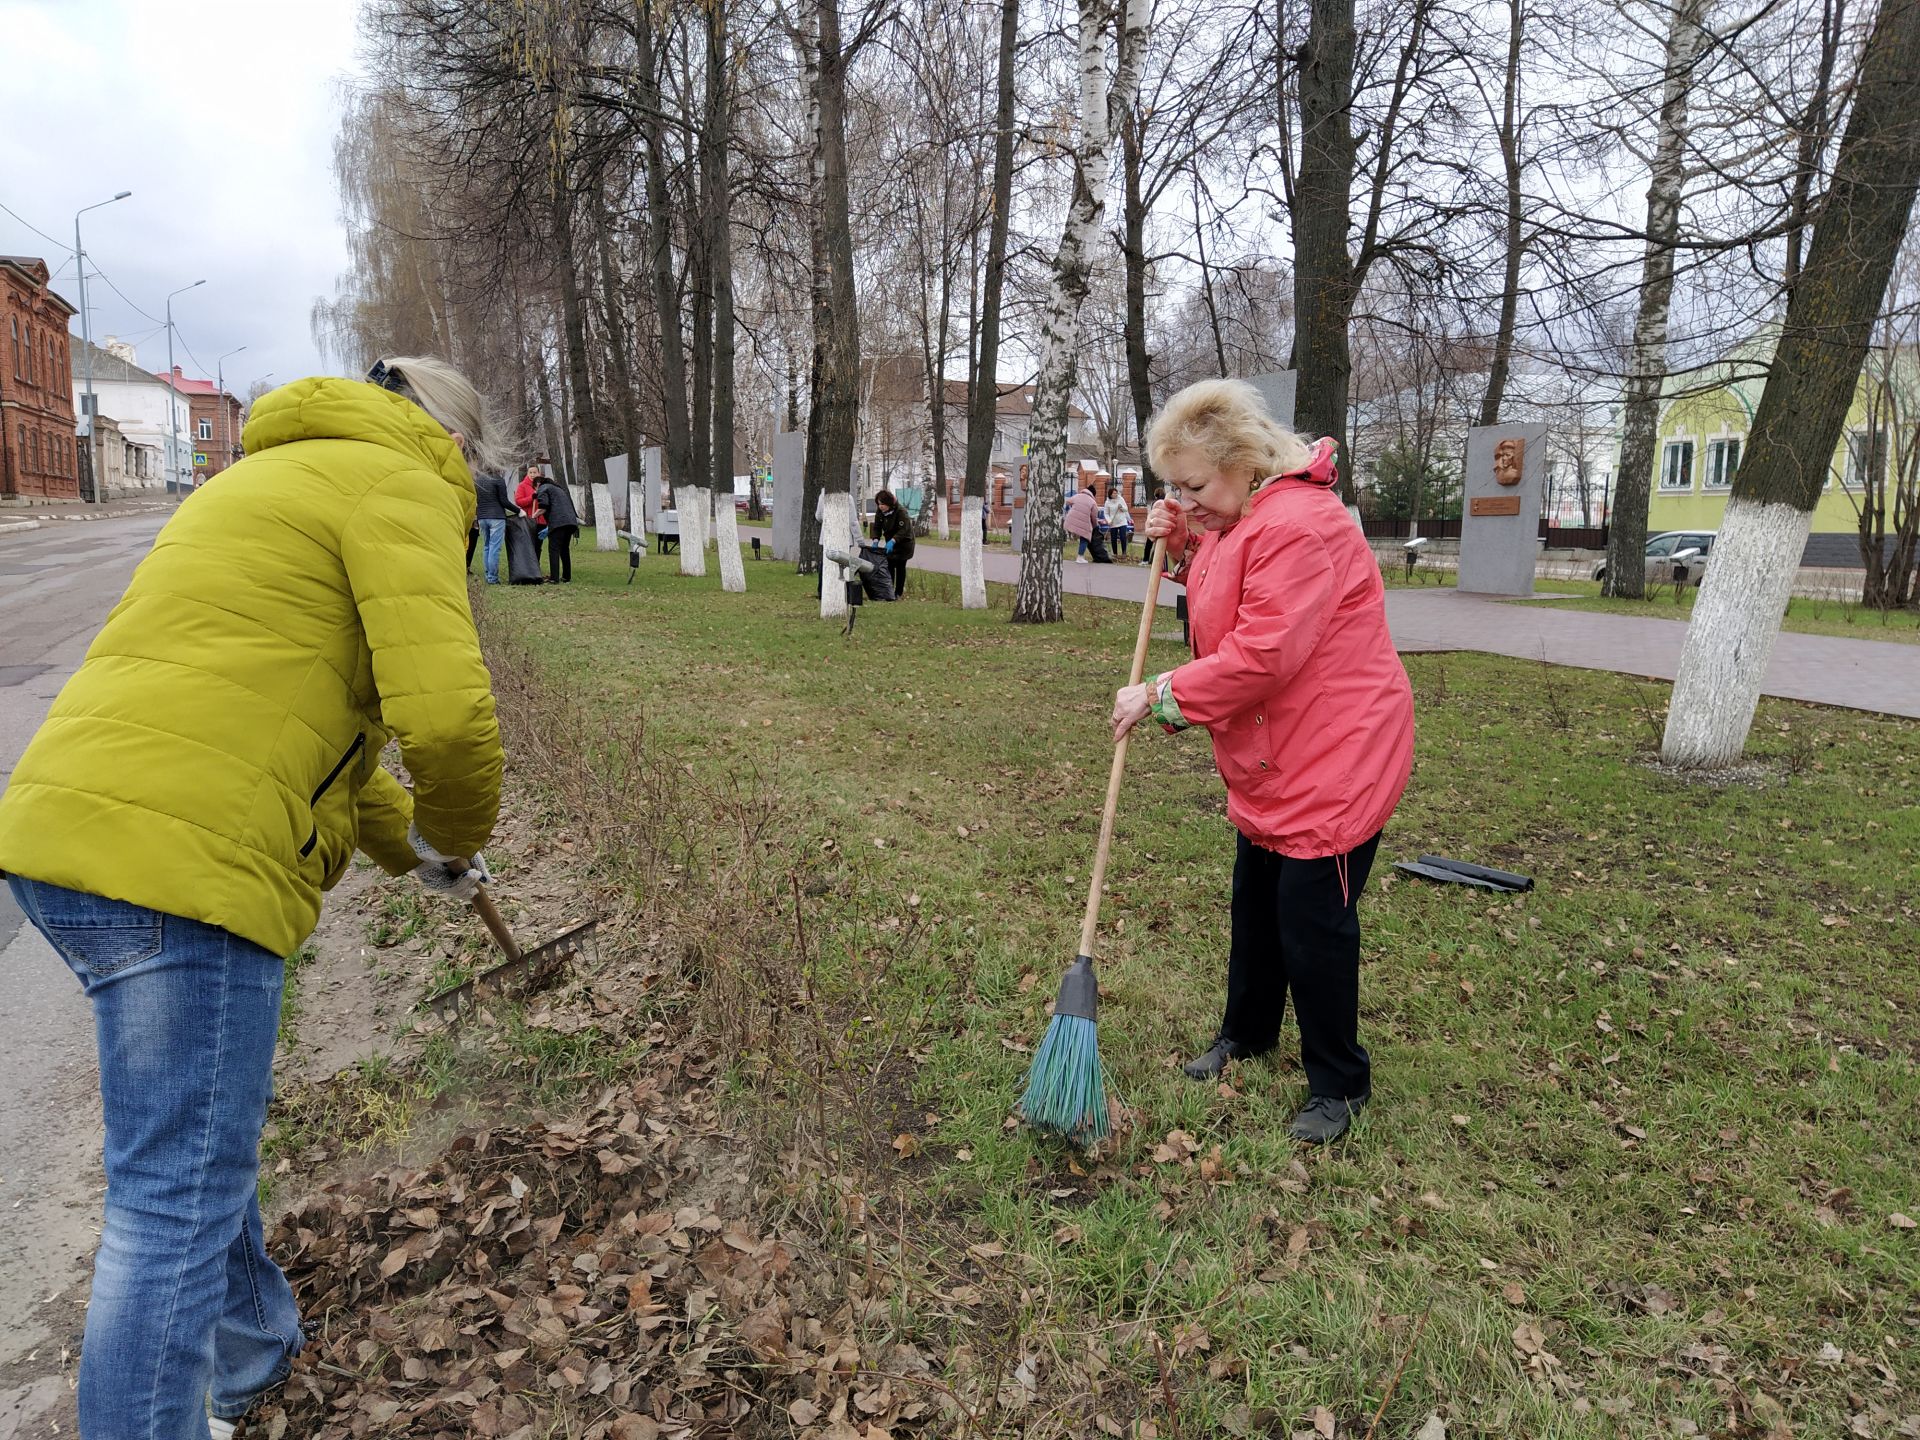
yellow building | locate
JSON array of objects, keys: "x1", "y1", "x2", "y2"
[{"x1": 1644, "y1": 333, "x2": 1913, "y2": 565}]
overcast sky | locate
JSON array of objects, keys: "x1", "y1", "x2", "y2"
[{"x1": 0, "y1": 0, "x2": 364, "y2": 398}]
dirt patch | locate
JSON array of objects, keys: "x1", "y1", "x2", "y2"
[{"x1": 276, "y1": 862, "x2": 408, "y2": 1088}]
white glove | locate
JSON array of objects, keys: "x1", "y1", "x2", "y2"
[{"x1": 408, "y1": 824, "x2": 492, "y2": 903}]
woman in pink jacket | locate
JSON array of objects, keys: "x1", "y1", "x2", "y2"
[{"x1": 1112, "y1": 379, "x2": 1414, "y2": 1143}]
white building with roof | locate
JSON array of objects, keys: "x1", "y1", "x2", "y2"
[{"x1": 73, "y1": 336, "x2": 184, "y2": 490}]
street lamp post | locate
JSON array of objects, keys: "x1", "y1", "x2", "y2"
[
  {"x1": 164, "y1": 279, "x2": 205, "y2": 493},
  {"x1": 214, "y1": 346, "x2": 246, "y2": 477},
  {"x1": 74, "y1": 190, "x2": 132, "y2": 502}
]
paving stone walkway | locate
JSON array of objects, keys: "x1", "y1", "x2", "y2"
[{"x1": 870, "y1": 535, "x2": 1920, "y2": 719}]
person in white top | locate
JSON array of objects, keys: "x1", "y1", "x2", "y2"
[{"x1": 1103, "y1": 489, "x2": 1135, "y2": 559}]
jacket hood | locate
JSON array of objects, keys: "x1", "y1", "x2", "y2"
[
  {"x1": 1273, "y1": 437, "x2": 1339, "y2": 489},
  {"x1": 242, "y1": 377, "x2": 475, "y2": 500}
]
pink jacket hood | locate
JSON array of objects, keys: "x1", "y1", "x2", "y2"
[{"x1": 1154, "y1": 441, "x2": 1413, "y2": 858}]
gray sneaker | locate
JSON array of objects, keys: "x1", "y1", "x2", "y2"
[{"x1": 1288, "y1": 1094, "x2": 1366, "y2": 1144}]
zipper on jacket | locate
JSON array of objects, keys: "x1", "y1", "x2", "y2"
[{"x1": 300, "y1": 732, "x2": 366, "y2": 859}]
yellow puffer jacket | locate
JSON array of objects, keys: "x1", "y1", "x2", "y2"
[{"x1": 0, "y1": 377, "x2": 503, "y2": 957}]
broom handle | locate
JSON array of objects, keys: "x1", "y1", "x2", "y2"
[
  {"x1": 1079, "y1": 540, "x2": 1170, "y2": 959},
  {"x1": 453, "y1": 858, "x2": 523, "y2": 962}
]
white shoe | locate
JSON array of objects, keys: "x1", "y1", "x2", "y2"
[
  {"x1": 1075, "y1": 555, "x2": 1090, "y2": 564},
  {"x1": 209, "y1": 1421, "x2": 237, "y2": 1439}
]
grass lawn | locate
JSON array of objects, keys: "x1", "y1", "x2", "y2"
[
  {"x1": 1505, "y1": 579, "x2": 1920, "y2": 646},
  {"x1": 486, "y1": 544, "x2": 1919, "y2": 1437}
]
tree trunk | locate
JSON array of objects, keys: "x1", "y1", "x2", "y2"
[
  {"x1": 812, "y1": 0, "x2": 861, "y2": 619},
  {"x1": 554, "y1": 183, "x2": 607, "y2": 528},
  {"x1": 1603, "y1": 0, "x2": 1708, "y2": 599},
  {"x1": 708, "y1": 0, "x2": 746, "y2": 593},
  {"x1": 1477, "y1": 0, "x2": 1525, "y2": 427},
  {"x1": 633, "y1": 4, "x2": 695, "y2": 546},
  {"x1": 1292, "y1": 0, "x2": 1360, "y2": 500},
  {"x1": 535, "y1": 338, "x2": 569, "y2": 489},
  {"x1": 1782, "y1": 0, "x2": 1845, "y2": 293},
  {"x1": 684, "y1": 79, "x2": 715, "y2": 580},
  {"x1": 1662, "y1": 0, "x2": 1920, "y2": 767},
  {"x1": 1193, "y1": 167, "x2": 1229, "y2": 378},
  {"x1": 961, "y1": 0, "x2": 1018, "y2": 611},
  {"x1": 1012, "y1": 0, "x2": 1151, "y2": 624},
  {"x1": 594, "y1": 187, "x2": 642, "y2": 498},
  {"x1": 1121, "y1": 103, "x2": 1156, "y2": 498}
]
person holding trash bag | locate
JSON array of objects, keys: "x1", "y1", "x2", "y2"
[
  {"x1": 515, "y1": 465, "x2": 546, "y2": 562},
  {"x1": 870, "y1": 488, "x2": 915, "y2": 598},
  {"x1": 1064, "y1": 483, "x2": 1110, "y2": 563},
  {"x1": 0, "y1": 355, "x2": 508, "y2": 1437},
  {"x1": 1110, "y1": 378, "x2": 1413, "y2": 1144},
  {"x1": 536, "y1": 470, "x2": 581, "y2": 583}
]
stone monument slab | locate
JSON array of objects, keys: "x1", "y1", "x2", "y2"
[
  {"x1": 1245, "y1": 370, "x2": 1297, "y2": 428},
  {"x1": 641, "y1": 447, "x2": 663, "y2": 533},
  {"x1": 592, "y1": 484, "x2": 616, "y2": 548},
  {"x1": 771, "y1": 431, "x2": 804, "y2": 561},
  {"x1": 604, "y1": 453, "x2": 629, "y2": 529},
  {"x1": 1458, "y1": 422, "x2": 1546, "y2": 596}
]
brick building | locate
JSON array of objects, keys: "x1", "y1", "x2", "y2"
[
  {"x1": 155, "y1": 366, "x2": 245, "y2": 482},
  {"x1": 1, "y1": 255, "x2": 79, "y2": 500}
]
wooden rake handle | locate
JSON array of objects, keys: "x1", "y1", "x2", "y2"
[
  {"x1": 453, "y1": 858, "x2": 523, "y2": 963},
  {"x1": 1078, "y1": 540, "x2": 1170, "y2": 959}
]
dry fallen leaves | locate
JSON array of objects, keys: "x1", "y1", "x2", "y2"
[{"x1": 244, "y1": 1069, "x2": 947, "y2": 1440}]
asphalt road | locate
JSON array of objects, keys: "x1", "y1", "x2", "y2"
[{"x1": 0, "y1": 511, "x2": 169, "y2": 1437}]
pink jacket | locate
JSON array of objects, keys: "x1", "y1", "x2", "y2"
[
  {"x1": 1152, "y1": 441, "x2": 1413, "y2": 858},
  {"x1": 1063, "y1": 489, "x2": 1099, "y2": 540}
]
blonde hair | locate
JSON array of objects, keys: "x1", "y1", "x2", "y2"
[
  {"x1": 376, "y1": 355, "x2": 513, "y2": 475},
  {"x1": 1146, "y1": 378, "x2": 1313, "y2": 481}
]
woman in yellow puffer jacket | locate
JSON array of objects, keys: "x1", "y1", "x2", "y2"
[{"x1": 0, "y1": 356, "x2": 508, "y2": 1439}]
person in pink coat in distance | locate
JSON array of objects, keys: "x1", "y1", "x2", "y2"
[{"x1": 1111, "y1": 379, "x2": 1415, "y2": 1144}]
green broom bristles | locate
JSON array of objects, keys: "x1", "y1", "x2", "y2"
[{"x1": 1018, "y1": 956, "x2": 1108, "y2": 1144}]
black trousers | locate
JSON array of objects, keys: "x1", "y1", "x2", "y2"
[
  {"x1": 888, "y1": 552, "x2": 909, "y2": 597},
  {"x1": 466, "y1": 526, "x2": 478, "y2": 573},
  {"x1": 1222, "y1": 829, "x2": 1381, "y2": 1101},
  {"x1": 548, "y1": 525, "x2": 577, "y2": 582}
]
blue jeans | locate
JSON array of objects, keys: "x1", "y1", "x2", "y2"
[
  {"x1": 8, "y1": 877, "x2": 301, "y2": 1436},
  {"x1": 479, "y1": 517, "x2": 507, "y2": 582}
]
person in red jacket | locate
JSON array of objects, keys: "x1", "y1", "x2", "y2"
[
  {"x1": 1111, "y1": 378, "x2": 1414, "y2": 1144},
  {"x1": 516, "y1": 466, "x2": 546, "y2": 561}
]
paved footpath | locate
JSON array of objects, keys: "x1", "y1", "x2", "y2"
[{"x1": 812, "y1": 533, "x2": 1918, "y2": 719}]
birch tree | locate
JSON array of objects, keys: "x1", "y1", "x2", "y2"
[
  {"x1": 706, "y1": 0, "x2": 748, "y2": 592},
  {"x1": 960, "y1": 0, "x2": 1019, "y2": 610},
  {"x1": 1010, "y1": 0, "x2": 1153, "y2": 624},
  {"x1": 1663, "y1": 0, "x2": 1920, "y2": 767},
  {"x1": 1603, "y1": 0, "x2": 1710, "y2": 599}
]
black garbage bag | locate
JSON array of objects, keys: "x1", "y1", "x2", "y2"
[
  {"x1": 504, "y1": 516, "x2": 544, "y2": 584},
  {"x1": 858, "y1": 543, "x2": 895, "y2": 601}
]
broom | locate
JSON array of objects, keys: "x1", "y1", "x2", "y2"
[{"x1": 1019, "y1": 538, "x2": 1170, "y2": 1143}]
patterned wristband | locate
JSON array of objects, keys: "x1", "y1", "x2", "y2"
[{"x1": 1147, "y1": 672, "x2": 1191, "y2": 732}]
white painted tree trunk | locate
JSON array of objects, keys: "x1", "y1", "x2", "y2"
[
  {"x1": 820, "y1": 490, "x2": 852, "y2": 618},
  {"x1": 961, "y1": 495, "x2": 986, "y2": 609},
  {"x1": 713, "y1": 493, "x2": 746, "y2": 592},
  {"x1": 678, "y1": 486, "x2": 708, "y2": 576},
  {"x1": 1661, "y1": 490, "x2": 1810, "y2": 766}
]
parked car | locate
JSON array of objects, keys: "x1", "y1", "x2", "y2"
[{"x1": 1592, "y1": 530, "x2": 1718, "y2": 586}]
